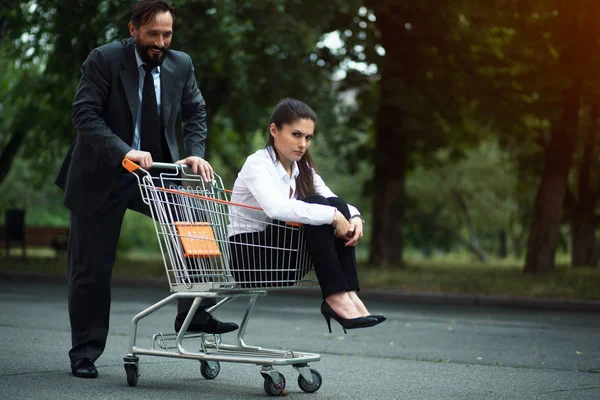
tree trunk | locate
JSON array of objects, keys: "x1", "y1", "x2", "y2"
[
  {"x1": 369, "y1": 121, "x2": 406, "y2": 266},
  {"x1": 421, "y1": 209, "x2": 438, "y2": 259},
  {"x1": 422, "y1": 243, "x2": 433, "y2": 259},
  {"x1": 571, "y1": 217, "x2": 598, "y2": 267},
  {"x1": 453, "y1": 189, "x2": 486, "y2": 261},
  {"x1": 0, "y1": 130, "x2": 27, "y2": 185},
  {"x1": 366, "y1": 4, "x2": 413, "y2": 267},
  {"x1": 524, "y1": 80, "x2": 582, "y2": 274},
  {"x1": 498, "y1": 230, "x2": 507, "y2": 259},
  {"x1": 512, "y1": 237, "x2": 523, "y2": 259},
  {"x1": 571, "y1": 102, "x2": 600, "y2": 267}
]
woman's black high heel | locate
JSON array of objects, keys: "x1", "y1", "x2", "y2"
[
  {"x1": 321, "y1": 301, "x2": 378, "y2": 334},
  {"x1": 370, "y1": 315, "x2": 386, "y2": 324}
]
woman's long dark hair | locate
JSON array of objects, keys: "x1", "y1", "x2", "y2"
[{"x1": 267, "y1": 98, "x2": 317, "y2": 199}]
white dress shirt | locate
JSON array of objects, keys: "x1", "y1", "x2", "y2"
[
  {"x1": 228, "y1": 147, "x2": 360, "y2": 236},
  {"x1": 132, "y1": 48, "x2": 162, "y2": 151}
]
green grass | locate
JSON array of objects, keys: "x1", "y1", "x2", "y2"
[
  {"x1": 2, "y1": 249, "x2": 600, "y2": 301},
  {"x1": 357, "y1": 261, "x2": 600, "y2": 300},
  {"x1": 0, "y1": 250, "x2": 166, "y2": 279}
]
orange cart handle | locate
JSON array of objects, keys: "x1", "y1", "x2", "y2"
[
  {"x1": 122, "y1": 158, "x2": 140, "y2": 172},
  {"x1": 122, "y1": 158, "x2": 191, "y2": 172}
]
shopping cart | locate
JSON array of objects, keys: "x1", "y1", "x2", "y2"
[{"x1": 121, "y1": 158, "x2": 322, "y2": 396}]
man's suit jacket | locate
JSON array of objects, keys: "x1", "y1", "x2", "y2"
[{"x1": 55, "y1": 38, "x2": 206, "y2": 217}]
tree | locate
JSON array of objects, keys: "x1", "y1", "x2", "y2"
[
  {"x1": 339, "y1": 0, "x2": 491, "y2": 266},
  {"x1": 0, "y1": 0, "x2": 123, "y2": 185},
  {"x1": 406, "y1": 140, "x2": 518, "y2": 261},
  {"x1": 0, "y1": 0, "x2": 362, "y2": 186},
  {"x1": 566, "y1": 100, "x2": 600, "y2": 267},
  {"x1": 412, "y1": 0, "x2": 600, "y2": 272},
  {"x1": 517, "y1": 1, "x2": 600, "y2": 273}
]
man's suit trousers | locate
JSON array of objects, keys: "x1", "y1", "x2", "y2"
[{"x1": 67, "y1": 172, "x2": 214, "y2": 362}]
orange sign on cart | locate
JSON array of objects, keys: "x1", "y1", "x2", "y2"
[{"x1": 174, "y1": 222, "x2": 221, "y2": 258}]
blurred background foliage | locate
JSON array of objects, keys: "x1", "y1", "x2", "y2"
[{"x1": 1, "y1": 0, "x2": 600, "y2": 276}]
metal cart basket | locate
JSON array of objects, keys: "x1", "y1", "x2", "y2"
[{"x1": 121, "y1": 159, "x2": 322, "y2": 396}]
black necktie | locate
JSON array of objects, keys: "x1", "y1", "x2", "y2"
[{"x1": 140, "y1": 64, "x2": 162, "y2": 162}]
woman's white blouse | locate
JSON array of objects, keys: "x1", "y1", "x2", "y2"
[{"x1": 227, "y1": 147, "x2": 360, "y2": 236}]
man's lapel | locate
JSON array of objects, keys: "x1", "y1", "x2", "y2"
[
  {"x1": 120, "y1": 39, "x2": 138, "y2": 128},
  {"x1": 160, "y1": 56, "x2": 176, "y2": 129}
]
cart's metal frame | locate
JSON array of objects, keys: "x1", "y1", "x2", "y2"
[{"x1": 121, "y1": 159, "x2": 322, "y2": 396}]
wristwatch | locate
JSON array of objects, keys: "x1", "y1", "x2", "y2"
[{"x1": 350, "y1": 214, "x2": 365, "y2": 226}]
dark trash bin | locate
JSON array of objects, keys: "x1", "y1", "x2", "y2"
[{"x1": 5, "y1": 209, "x2": 26, "y2": 257}]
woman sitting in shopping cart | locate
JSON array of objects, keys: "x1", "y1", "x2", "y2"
[{"x1": 227, "y1": 98, "x2": 385, "y2": 334}]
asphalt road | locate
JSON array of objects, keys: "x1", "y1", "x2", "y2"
[{"x1": 0, "y1": 280, "x2": 599, "y2": 399}]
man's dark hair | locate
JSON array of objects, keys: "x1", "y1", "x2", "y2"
[{"x1": 131, "y1": 0, "x2": 176, "y2": 28}]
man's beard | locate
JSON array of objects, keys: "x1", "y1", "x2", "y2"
[{"x1": 136, "y1": 41, "x2": 169, "y2": 66}]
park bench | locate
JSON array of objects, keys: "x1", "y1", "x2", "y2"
[{"x1": 0, "y1": 225, "x2": 69, "y2": 258}]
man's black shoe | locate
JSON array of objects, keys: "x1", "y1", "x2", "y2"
[
  {"x1": 174, "y1": 311, "x2": 238, "y2": 334},
  {"x1": 71, "y1": 358, "x2": 98, "y2": 378}
]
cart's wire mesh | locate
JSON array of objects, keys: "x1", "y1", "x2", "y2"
[{"x1": 136, "y1": 170, "x2": 318, "y2": 292}]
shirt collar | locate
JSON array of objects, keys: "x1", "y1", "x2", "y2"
[
  {"x1": 266, "y1": 146, "x2": 299, "y2": 180},
  {"x1": 134, "y1": 46, "x2": 161, "y2": 73}
]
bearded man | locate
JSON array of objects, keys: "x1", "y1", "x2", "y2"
[{"x1": 56, "y1": 0, "x2": 237, "y2": 379}]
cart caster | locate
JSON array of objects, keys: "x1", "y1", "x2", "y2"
[
  {"x1": 263, "y1": 373, "x2": 286, "y2": 397},
  {"x1": 200, "y1": 360, "x2": 220, "y2": 379},
  {"x1": 298, "y1": 369, "x2": 322, "y2": 393},
  {"x1": 124, "y1": 363, "x2": 139, "y2": 387}
]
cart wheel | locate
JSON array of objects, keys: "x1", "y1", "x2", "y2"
[
  {"x1": 124, "y1": 364, "x2": 139, "y2": 387},
  {"x1": 298, "y1": 369, "x2": 322, "y2": 393},
  {"x1": 264, "y1": 373, "x2": 286, "y2": 397},
  {"x1": 200, "y1": 360, "x2": 220, "y2": 380}
]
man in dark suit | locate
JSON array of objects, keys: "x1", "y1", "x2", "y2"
[{"x1": 55, "y1": 0, "x2": 237, "y2": 379}]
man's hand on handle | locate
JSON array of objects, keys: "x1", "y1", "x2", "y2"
[
  {"x1": 124, "y1": 150, "x2": 153, "y2": 170},
  {"x1": 176, "y1": 156, "x2": 214, "y2": 181},
  {"x1": 124, "y1": 152, "x2": 214, "y2": 182}
]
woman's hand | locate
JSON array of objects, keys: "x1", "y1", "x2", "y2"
[
  {"x1": 332, "y1": 210, "x2": 351, "y2": 240},
  {"x1": 344, "y1": 216, "x2": 364, "y2": 247}
]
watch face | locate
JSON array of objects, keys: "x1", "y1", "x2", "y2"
[{"x1": 351, "y1": 215, "x2": 364, "y2": 225}]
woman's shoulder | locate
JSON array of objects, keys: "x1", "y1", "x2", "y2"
[
  {"x1": 244, "y1": 148, "x2": 274, "y2": 165},
  {"x1": 240, "y1": 148, "x2": 274, "y2": 172}
]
